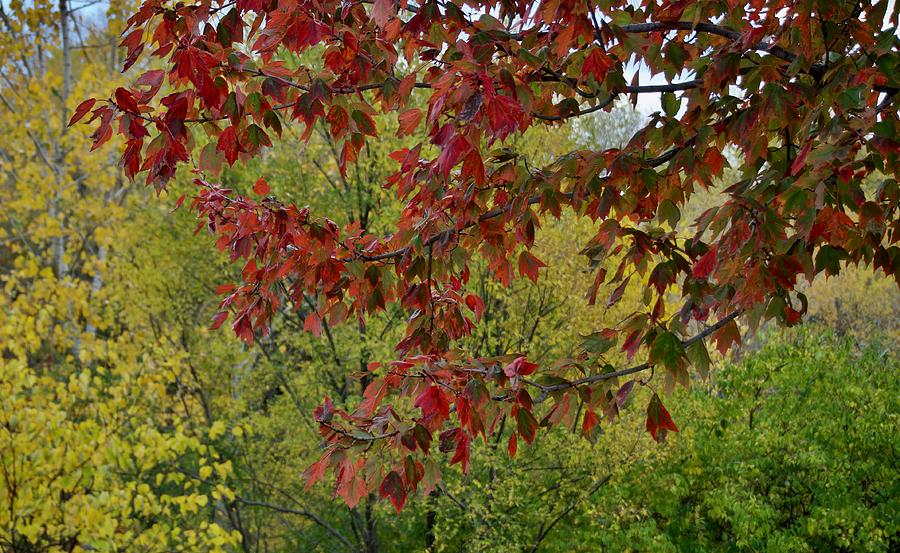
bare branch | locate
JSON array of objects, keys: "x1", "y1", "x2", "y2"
[{"x1": 236, "y1": 497, "x2": 354, "y2": 550}]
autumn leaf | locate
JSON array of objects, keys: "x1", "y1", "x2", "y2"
[
  {"x1": 646, "y1": 393, "x2": 679, "y2": 442},
  {"x1": 379, "y1": 471, "x2": 407, "y2": 512},
  {"x1": 371, "y1": 0, "x2": 395, "y2": 27},
  {"x1": 518, "y1": 251, "x2": 546, "y2": 284},
  {"x1": 68, "y1": 98, "x2": 95, "y2": 126},
  {"x1": 356, "y1": 379, "x2": 388, "y2": 418},
  {"x1": 503, "y1": 356, "x2": 538, "y2": 378},
  {"x1": 464, "y1": 294, "x2": 485, "y2": 321},
  {"x1": 692, "y1": 247, "x2": 718, "y2": 279},
  {"x1": 449, "y1": 431, "x2": 471, "y2": 473},
  {"x1": 303, "y1": 312, "x2": 323, "y2": 337},
  {"x1": 582, "y1": 410, "x2": 599, "y2": 436},
  {"x1": 210, "y1": 311, "x2": 229, "y2": 330},
  {"x1": 516, "y1": 407, "x2": 539, "y2": 444},
  {"x1": 253, "y1": 177, "x2": 270, "y2": 195},
  {"x1": 114, "y1": 87, "x2": 140, "y2": 113},
  {"x1": 336, "y1": 460, "x2": 368, "y2": 508},
  {"x1": 302, "y1": 456, "x2": 330, "y2": 490},
  {"x1": 232, "y1": 313, "x2": 254, "y2": 344},
  {"x1": 397, "y1": 108, "x2": 422, "y2": 137},
  {"x1": 606, "y1": 276, "x2": 631, "y2": 308},
  {"x1": 314, "y1": 397, "x2": 334, "y2": 423},
  {"x1": 217, "y1": 126, "x2": 241, "y2": 165},
  {"x1": 791, "y1": 141, "x2": 813, "y2": 176},
  {"x1": 415, "y1": 386, "x2": 451, "y2": 429},
  {"x1": 587, "y1": 267, "x2": 608, "y2": 305},
  {"x1": 583, "y1": 48, "x2": 613, "y2": 82},
  {"x1": 458, "y1": 90, "x2": 483, "y2": 123},
  {"x1": 704, "y1": 147, "x2": 726, "y2": 175},
  {"x1": 214, "y1": 283, "x2": 236, "y2": 295},
  {"x1": 712, "y1": 320, "x2": 742, "y2": 355},
  {"x1": 580, "y1": 329, "x2": 617, "y2": 355},
  {"x1": 616, "y1": 380, "x2": 635, "y2": 409}
]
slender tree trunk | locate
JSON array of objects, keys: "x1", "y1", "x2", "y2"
[
  {"x1": 363, "y1": 495, "x2": 378, "y2": 553},
  {"x1": 52, "y1": 0, "x2": 70, "y2": 280},
  {"x1": 424, "y1": 490, "x2": 438, "y2": 551},
  {"x1": 59, "y1": 0, "x2": 70, "y2": 126},
  {"x1": 359, "y1": 323, "x2": 378, "y2": 553}
]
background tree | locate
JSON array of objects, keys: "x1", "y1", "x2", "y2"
[{"x1": 0, "y1": 1, "x2": 239, "y2": 550}]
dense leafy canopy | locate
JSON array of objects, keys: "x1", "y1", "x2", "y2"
[
  {"x1": 587, "y1": 329, "x2": 899, "y2": 552},
  {"x1": 77, "y1": 0, "x2": 900, "y2": 510}
]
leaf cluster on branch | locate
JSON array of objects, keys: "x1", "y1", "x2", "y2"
[{"x1": 74, "y1": 0, "x2": 900, "y2": 511}]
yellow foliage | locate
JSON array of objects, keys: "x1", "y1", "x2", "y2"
[
  {"x1": 803, "y1": 264, "x2": 900, "y2": 340},
  {"x1": 0, "y1": 3, "x2": 239, "y2": 551}
]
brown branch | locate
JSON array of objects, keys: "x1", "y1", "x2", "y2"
[
  {"x1": 617, "y1": 21, "x2": 894, "y2": 93},
  {"x1": 322, "y1": 421, "x2": 398, "y2": 442},
  {"x1": 299, "y1": 310, "x2": 741, "y2": 451},
  {"x1": 207, "y1": 66, "x2": 701, "y2": 123},
  {"x1": 528, "y1": 475, "x2": 612, "y2": 553},
  {"x1": 617, "y1": 21, "x2": 802, "y2": 67},
  {"x1": 532, "y1": 310, "x2": 743, "y2": 402},
  {"x1": 235, "y1": 497, "x2": 354, "y2": 550}
]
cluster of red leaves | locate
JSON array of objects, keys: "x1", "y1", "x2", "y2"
[{"x1": 74, "y1": 0, "x2": 899, "y2": 510}]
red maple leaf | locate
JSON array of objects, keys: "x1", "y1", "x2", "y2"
[
  {"x1": 692, "y1": 247, "x2": 718, "y2": 279},
  {"x1": 414, "y1": 386, "x2": 451, "y2": 430},
  {"x1": 379, "y1": 471, "x2": 407, "y2": 512},
  {"x1": 646, "y1": 393, "x2": 679, "y2": 442},
  {"x1": 583, "y1": 48, "x2": 613, "y2": 82}
]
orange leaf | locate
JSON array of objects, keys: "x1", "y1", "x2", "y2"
[
  {"x1": 397, "y1": 108, "x2": 422, "y2": 137},
  {"x1": 518, "y1": 251, "x2": 545, "y2": 284},
  {"x1": 582, "y1": 410, "x2": 599, "y2": 436},
  {"x1": 253, "y1": 177, "x2": 270, "y2": 195}
]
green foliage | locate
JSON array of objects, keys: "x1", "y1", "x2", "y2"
[
  {"x1": 568, "y1": 328, "x2": 898, "y2": 553},
  {"x1": 284, "y1": 326, "x2": 895, "y2": 553}
]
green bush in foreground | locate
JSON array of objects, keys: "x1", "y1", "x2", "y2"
[{"x1": 564, "y1": 327, "x2": 898, "y2": 553}]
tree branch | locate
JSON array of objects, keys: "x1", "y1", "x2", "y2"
[
  {"x1": 618, "y1": 21, "x2": 801, "y2": 67},
  {"x1": 533, "y1": 310, "x2": 743, "y2": 402},
  {"x1": 235, "y1": 497, "x2": 354, "y2": 550},
  {"x1": 528, "y1": 475, "x2": 611, "y2": 553}
]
